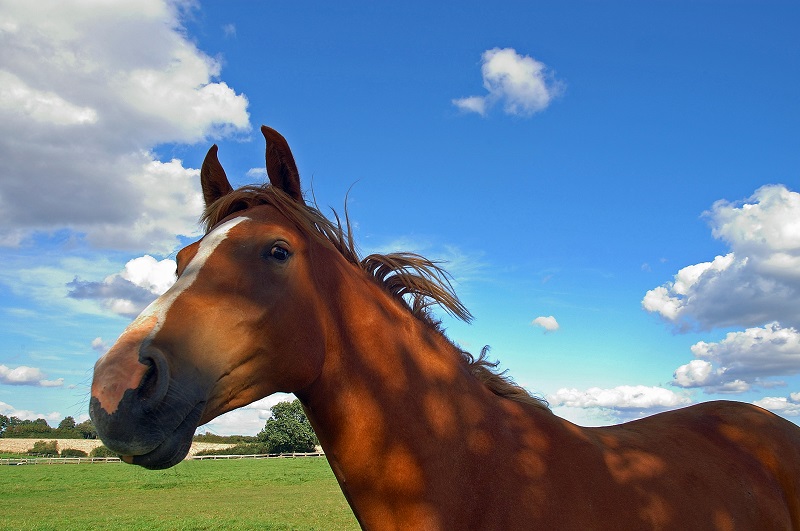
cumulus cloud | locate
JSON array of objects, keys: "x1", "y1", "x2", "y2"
[
  {"x1": 68, "y1": 255, "x2": 177, "y2": 317},
  {"x1": 643, "y1": 185, "x2": 800, "y2": 395},
  {"x1": 672, "y1": 322, "x2": 800, "y2": 393},
  {"x1": 643, "y1": 185, "x2": 800, "y2": 331},
  {"x1": 531, "y1": 315, "x2": 560, "y2": 332},
  {"x1": 0, "y1": 365, "x2": 64, "y2": 387},
  {"x1": 453, "y1": 48, "x2": 563, "y2": 117},
  {"x1": 753, "y1": 392, "x2": 800, "y2": 417},
  {"x1": 549, "y1": 385, "x2": 691, "y2": 421},
  {"x1": 550, "y1": 385, "x2": 691, "y2": 411},
  {"x1": 0, "y1": 0, "x2": 249, "y2": 253}
]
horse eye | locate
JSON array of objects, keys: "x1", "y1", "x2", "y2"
[{"x1": 269, "y1": 245, "x2": 290, "y2": 262}]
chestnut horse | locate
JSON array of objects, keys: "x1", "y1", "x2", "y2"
[{"x1": 91, "y1": 126, "x2": 800, "y2": 530}]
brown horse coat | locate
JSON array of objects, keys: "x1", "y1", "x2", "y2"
[{"x1": 91, "y1": 126, "x2": 800, "y2": 530}]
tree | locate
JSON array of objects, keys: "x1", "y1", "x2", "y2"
[
  {"x1": 258, "y1": 399, "x2": 318, "y2": 454},
  {"x1": 75, "y1": 419, "x2": 97, "y2": 439},
  {"x1": 58, "y1": 416, "x2": 76, "y2": 430},
  {"x1": 4, "y1": 418, "x2": 53, "y2": 438}
]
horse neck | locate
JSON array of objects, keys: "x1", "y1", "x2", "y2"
[{"x1": 295, "y1": 266, "x2": 557, "y2": 528}]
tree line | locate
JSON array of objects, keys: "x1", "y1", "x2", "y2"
[
  {"x1": 0, "y1": 415, "x2": 97, "y2": 439},
  {"x1": 3, "y1": 399, "x2": 319, "y2": 455}
]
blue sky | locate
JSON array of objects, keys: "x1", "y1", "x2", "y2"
[{"x1": 1, "y1": 0, "x2": 799, "y2": 434}]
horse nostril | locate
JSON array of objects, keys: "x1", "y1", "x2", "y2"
[{"x1": 137, "y1": 346, "x2": 170, "y2": 411}]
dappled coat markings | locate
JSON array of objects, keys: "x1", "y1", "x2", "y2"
[{"x1": 91, "y1": 126, "x2": 800, "y2": 530}]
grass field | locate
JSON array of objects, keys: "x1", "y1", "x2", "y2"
[{"x1": 1, "y1": 457, "x2": 359, "y2": 530}]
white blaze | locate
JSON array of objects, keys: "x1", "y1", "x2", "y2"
[{"x1": 119, "y1": 216, "x2": 248, "y2": 342}]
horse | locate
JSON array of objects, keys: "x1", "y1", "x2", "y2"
[{"x1": 90, "y1": 126, "x2": 800, "y2": 530}]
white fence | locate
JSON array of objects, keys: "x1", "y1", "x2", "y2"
[
  {"x1": 0, "y1": 452, "x2": 324, "y2": 466},
  {"x1": 0, "y1": 457, "x2": 121, "y2": 465},
  {"x1": 191, "y1": 452, "x2": 324, "y2": 460}
]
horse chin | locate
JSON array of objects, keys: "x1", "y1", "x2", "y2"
[{"x1": 126, "y1": 401, "x2": 205, "y2": 470}]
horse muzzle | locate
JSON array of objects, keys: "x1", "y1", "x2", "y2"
[{"x1": 90, "y1": 343, "x2": 205, "y2": 469}]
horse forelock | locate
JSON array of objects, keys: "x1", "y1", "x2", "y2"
[{"x1": 200, "y1": 184, "x2": 549, "y2": 410}]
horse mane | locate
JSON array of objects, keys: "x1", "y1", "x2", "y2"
[{"x1": 201, "y1": 184, "x2": 549, "y2": 411}]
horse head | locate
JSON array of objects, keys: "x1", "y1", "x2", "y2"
[{"x1": 89, "y1": 127, "x2": 330, "y2": 468}]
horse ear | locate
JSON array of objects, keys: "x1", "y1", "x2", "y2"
[
  {"x1": 262, "y1": 125, "x2": 303, "y2": 202},
  {"x1": 200, "y1": 145, "x2": 234, "y2": 208}
]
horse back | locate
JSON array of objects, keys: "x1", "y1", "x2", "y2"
[{"x1": 579, "y1": 400, "x2": 800, "y2": 529}]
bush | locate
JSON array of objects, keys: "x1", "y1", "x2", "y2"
[
  {"x1": 28, "y1": 440, "x2": 58, "y2": 456},
  {"x1": 90, "y1": 445, "x2": 119, "y2": 458},
  {"x1": 61, "y1": 448, "x2": 88, "y2": 458}
]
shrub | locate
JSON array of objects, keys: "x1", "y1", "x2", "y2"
[
  {"x1": 90, "y1": 445, "x2": 119, "y2": 458},
  {"x1": 28, "y1": 440, "x2": 58, "y2": 456},
  {"x1": 61, "y1": 448, "x2": 88, "y2": 458}
]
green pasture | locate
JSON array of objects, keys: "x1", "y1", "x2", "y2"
[{"x1": 1, "y1": 457, "x2": 359, "y2": 530}]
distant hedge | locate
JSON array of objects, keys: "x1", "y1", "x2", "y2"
[
  {"x1": 195, "y1": 443, "x2": 271, "y2": 456},
  {"x1": 193, "y1": 433, "x2": 257, "y2": 444},
  {"x1": 90, "y1": 445, "x2": 119, "y2": 458},
  {"x1": 61, "y1": 448, "x2": 89, "y2": 458}
]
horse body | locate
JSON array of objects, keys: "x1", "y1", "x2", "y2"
[
  {"x1": 90, "y1": 126, "x2": 800, "y2": 529},
  {"x1": 295, "y1": 271, "x2": 800, "y2": 529}
]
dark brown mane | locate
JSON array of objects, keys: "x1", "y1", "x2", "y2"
[{"x1": 202, "y1": 184, "x2": 549, "y2": 410}]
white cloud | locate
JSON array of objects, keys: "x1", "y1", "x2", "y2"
[
  {"x1": 0, "y1": 401, "x2": 62, "y2": 423},
  {"x1": 198, "y1": 393, "x2": 295, "y2": 436},
  {"x1": 643, "y1": 185, "x2": 800, "y2": 331},
  {"x1": 453, "y1": 48, "x2": 563, "y2": 117},
  {"x1": 84, "y1": 157, "x2": 206, "y2": 253},
  {"x1": 0, "y1": 0, "x2": 249, "y2": 253},
  {"x1": 0, "y1": 364, "x2": 64, "y2": 387},
  {"x1": 452, "y1": 96, "x2": 486, "y2": 115},
  {"x1": 753, "y1": 392, "x2": 800, "y2": 417},
  {"x1": 673, "y1": 359, "x2": 715, "y2": 388},
  {"x1": 119, "y1": 255, "x2": 177, "y2": 295},
  {"x1": 549, "y1": 385, "x2": 691, "y2": 412},
  {"x1": 532, "y1": 315, "x2": 560, "y2": 332},
  {"x1": 0, "y1": 70, "x2": 98, "y2": 125},
  {"x1": 68, "y1": 255, "x2": 177, "y2": 317},
  {"x1": 0, "y1": 255, "x2": 126, "y2": 318},
  {"x1": 672, "y1": 322, "x2": 800, "y2": 393},
  {"x1": 222, "y1": 23, "x2": 237, "y2": 38},
  {"x1": 246, "y1": 167, "x2": 267, "y2": 178},
  {"x1": 91, "y1": 337, "x2": 109, "y2": 354}
]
